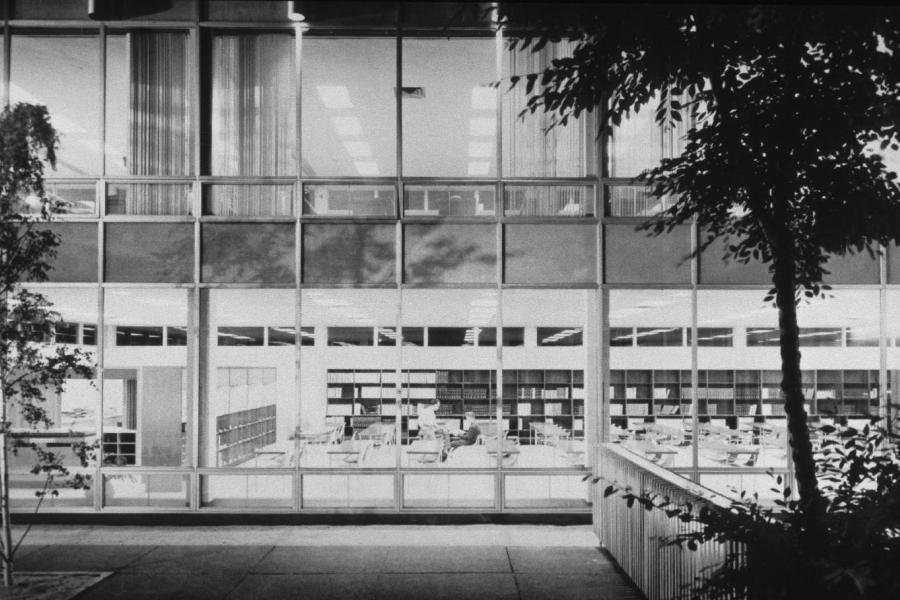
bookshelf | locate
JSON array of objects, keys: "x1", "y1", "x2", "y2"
[
  {"x1": 503, "y1": 369, "x2": 584, "y2": 442},
  {"x1": 216, "y1": 405, "x2": 277, "y2": 466},
  {"x1": 326, "y1": 369, "x2": 401, "y2": 438},
  {"x1": 612, "y1": 369, "x2": 880, "y2": 420}
]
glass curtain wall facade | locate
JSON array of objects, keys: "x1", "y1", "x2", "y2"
[{"x1": 5, "y1": 1, "x2": 895, "y2": 514}]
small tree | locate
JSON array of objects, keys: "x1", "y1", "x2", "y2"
[
  {"x1": 0, "y1": 104, "x2": 95, "y2": 586},
  {"x1": 494, "y1": 3, "x2": 900, "y2": 543}
]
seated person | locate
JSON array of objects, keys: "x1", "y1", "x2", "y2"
[
  {"x1": 442, "y1": 412, "x2": 481, "y2": 461},
  {"x1": 450, "y1": 412, "x2": 481, "y2": 448},
  {"x1": 417, "y1": 400, "x2": 448, "y2": 440}
]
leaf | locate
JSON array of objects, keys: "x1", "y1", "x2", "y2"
[{"x1": 604, "y1": 485, "x2": 616, "y2": 497}]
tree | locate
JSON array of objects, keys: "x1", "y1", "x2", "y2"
[
  {"x1": 494, "y1": 4, "x2": 900, "y2": 543},
  {"x1": 0, "y1": 104, "x2": 95, "y2": 586}
]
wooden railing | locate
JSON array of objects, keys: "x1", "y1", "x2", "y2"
[{"x1": 597, "y1": 444, "x2": 745, "y2": 600}]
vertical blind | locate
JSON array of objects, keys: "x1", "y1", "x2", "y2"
[
  {"x1": 210, "y1": 33, "x2": 295, "y2": 216},
  {"x1": 503, "y1": 41, "x2": 593, "y2": 178},
  {"x1": 125, "y1": 32, "x2": 192, "y2": 215}
]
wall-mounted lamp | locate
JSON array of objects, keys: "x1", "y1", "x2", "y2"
[{"x1": 288, "y1": 1, "x2": 305, "y2": 22}]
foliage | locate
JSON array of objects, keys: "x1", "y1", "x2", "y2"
[
  {"x1": 492, "y1": 2, "x2": 900, "y2": 533},
  {"x1": 0, "y1": 103, "x2": 96, "y2": 584},
  {"x1": 603, "y1": 422, "x2": 900, "y2": 600}
]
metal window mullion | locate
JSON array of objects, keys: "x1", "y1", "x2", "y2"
[
  {"x1": 94, "y1": 282, "x2": 104, "y2": 510},
  {"x1": 690, "y1": 217, "x2": 699, "y2": 483}
]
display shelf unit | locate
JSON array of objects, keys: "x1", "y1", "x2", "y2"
[
  {"x1": 613, "y1": 369, "x2": 879, "y2": 419},
  {"x1": 326, "y1": 369, "x2": 400, "y2": 439},
  {"x1": 216, "y1": 405, "x2": 277, "y2": 466},
  {"x1": 503, "y1": 369, "x2": 584, "y2": 442},
  {"x1": 102, "y1": 429, "x2": 136, "y2": 465}
]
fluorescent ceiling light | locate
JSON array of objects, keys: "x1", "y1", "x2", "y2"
[
  {"x1": 471, "y1": 86, "x2": 496, "y2": 110},
  {"x1": 317, "y1": 85, "x2": 353, "y2": 109},
  {"x1": 469, "y1": 117, "x2": 495, "y2": 137},
  {"x1": 467, "y1": 142, "x2": 493, "y2": 158},
  {"x1": 331, "y1": 116, "x2": 363, "y2": 137},
  {"x1": 343, "y1": 141, "x2": 373, "y2": 158},
  {"x1": 467, "y1": 161, "x2": 490, "y2": 176},
  {"x1": 354, "y1": 161, "x2": 380, "y2": 176}
]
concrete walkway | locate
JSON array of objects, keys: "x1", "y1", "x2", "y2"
[{"x1": 12, "y1": 525, "x2": 645, "y2": 600}]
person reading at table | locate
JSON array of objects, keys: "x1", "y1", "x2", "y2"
[{"x1": 441, "y1": 412, "x2": 481, "y2": 461}]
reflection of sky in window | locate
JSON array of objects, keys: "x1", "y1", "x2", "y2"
[{"x1": 11, "y1": 36, "x2": 100, "y2": 176}]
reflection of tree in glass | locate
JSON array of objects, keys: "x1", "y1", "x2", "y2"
[
  {"x1": 303, "y1": 224, "x2": 394, "y2": 284},
  {"x1": 203, "y1": 224, "x2": 295, "y2": 283},
  {"x1": 405, "y1": 225, "x2": 495, "y2": 283},
  {"x1": 107, "y1": 225, "x2": 193, "y2": 282}
]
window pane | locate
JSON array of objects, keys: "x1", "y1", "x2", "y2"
[
  {"x1": 202, "y1": 224, "x2": 295, "y2": 284},
  {"x1": 202, "y1": 290, "x2": 297, "y2": 469},
  {"x1": 606, "y1": 185, "x2": 674, "y2": 217},
  {"x1": 300, "y1": 327, "x2": 315, "y2": 346},
  {"x1": 106, "y1": 32, "x2": 192, "y2": 176},
  {"x1": 203, "y1": 185, "x2": 293, "y2": 216},
  {"x1": 502, "y1": 327, "x2": 524, "y2": 347},
  {"x1": 504, "y1": 225, "x2": 596, "y2": 284},
  {"x1": 106, "y1": 184, "x2": 193, "y2": 216},
  {"x1": 401, "y1": 327, "x2": 424, "y2": 346},
  {"x1": 503, "y1": 41, "x2": 595, "y2": 177},
  {"x1": 404, "y1": 185, "x2": 495, "y2": 218},
  {"x1": 116, "y1": 326, "x2": 164, "y2": 346},
  {"x1": 11, "y1": 35, "x2": 100, "y2": 176},
  {"x1": 699, "y1": 232, "x2": 771, "y2": 285},
  {"x1": 503, "y1": 185, "x2": 594, "y2": 218},
  {"x1": 404, "y1": 224, "x2": 496, "y2": 284},
  {"x1": 537, "y1": 328, "x2": 583, "y2": 347},
  {"x1": 303, "y1": 224, "x2": 395, "y2": 284},
  {"x1": 798, "y1": 328, "x2": 843, "y2": 347},
  {"x1": 105, "y1": 223, "x2": 194, "y2": 283},
  {"x1": 377, "y1": 327, "x2": 398, "y2": 346},
  {"x1": 691, "y1": 328, "x2": 735, "y2": 347},
  {"x1": 609, "y1": 327, "x2": 634, "y2": 347},
  {"x1": 302, "y1": 185, "x2": 395, "y2": 217},
  {"x1": 218, "y1": 327, "x2": 265, "y2": 346},
  {"x1": 328, "y1": 327, "x2": 374, "y2": 347},
  {"x1": 302, "y1": 38, "x2": 396, "y2": 177},
  {"x1": 403, "y1": 39, "x2": 496, "y2": 177},
  {"x1": 268, "y1": 326, "x2": 296, "y2": 346},
  {"x1": 635, "y1": 327, "x2": 682, "y2": 347},
  {"x1": 210, "y1": 33, "x2": 295, "y2": 175},
  {"x1": 105, "y1": 289, "x2": 189, "y2": 467},
  {"x1": 610, "y1": 98, "x2": 663, "y2": 177},
  {"x1": 428, "y1": 327, "x2": 477, "y2": 347},
  {"x1": 37, "y1": 223, "x2": 98, "y2": 283},
  {"x1": 604, "y1": 224, "x2": 691, "y2": 284},
  {"x1": 167, "y1": 326, "x2": 188, "y2": 346},
  {"x1": 17, "y1": 182, "x2": 97, "y2": 217}
]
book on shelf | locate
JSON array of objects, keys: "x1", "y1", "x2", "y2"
[
  {"x1": 574, "y1": 419, "x2": 584, "y2": 430},
  {"x1": 625, "y1": 387, "x2": 637, "y2": 400},
  {"x1": 328, "y1": 404, "x2": 353, "y2": 416},
  {"x1": 652, "y1": 387, "x2": 669, "y2": 400},
  {"x1": 608, "y1": 386, "x2": 616, "y2": 399},
  {"x1": 545, "y1": 402, "x2": 562, "y2": 416},
  {"x1": 609, "y1": 404, "x2": 623, "y2": 416},
  {"x1": 361, "y1": 386, "x2": 383, "y2": 398},
  {"x1": 573, "y1": 388, "x2": 585, "y2": 400},
  {"x1": 517, "y1": 403, "x2": 532, "y2": 416},
  {"x1": 355, "y1": 372, "x2": 381, "y2": 384},
  {"x1": 628, "y1": 403, "x2": 648, "y2": 416}
]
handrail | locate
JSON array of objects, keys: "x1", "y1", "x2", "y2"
[{"x1": 598, "y1": 443, "x2": 745, "y2": 600}]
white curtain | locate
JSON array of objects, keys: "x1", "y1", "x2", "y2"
[
  {"x1": 503, "y1": 41, "x2": 594, "y2": 178},
  {"x1": 125, "y1": 31, "x2": 192, "y2": 214},
  {"x1": 209, "y1": 34, "x2": 295, "y2": 215}
]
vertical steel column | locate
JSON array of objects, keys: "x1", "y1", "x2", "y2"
[
  {"x1": 493, "y1": 6, "x2": 504, "y2": 512},
  {"x1": 93, "y1": 24, "x2": 106, "y2": 511},
  {"x1": 190, "y1": 20, "x2": 202, "y2": 509},
  {"x1": 393, "y1": 9, "x2": 404, "y2": 510},
  {"x1": 293, "y1": 22, "x2": 303, "y2": 511},
  {"x1": 690, "y1": 219, "x2": 700, "y2": 484},
  {"x1": 880, "y1": 244, "x2": 890, "y2": 430}
]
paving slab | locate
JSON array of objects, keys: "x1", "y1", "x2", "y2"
[
  {"x1": 226, "y1": 573, "x2": 379, "y2": 600},
  {"x1": 383, "y1": 545, "x2": 512, "y2": 573},
  {"x1": 252, "y1": 546, "x2": 389, "y2": 573},
  {"x1": 124, "y1": 545, "x2": 271, "y2": 573},
  {"x1": 14, "y1": 545, "x2": 153, "y2": 572},
  {"x1": 507, "y1": 546, "x2": 614, "y2": 573},
  {"x1": 375, "y1": 573, "x2": 519, "y2": 600},
  {"x1": 77, "y1": 571, "x2": 245, "y2": 600},
  {"x1": 516, "y1": 573, "x2": 644, "y2": 600}
]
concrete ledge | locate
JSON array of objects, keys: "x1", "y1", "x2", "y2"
[{"x1": 12, "y1": 512, "x2": 592, "y2": 526}]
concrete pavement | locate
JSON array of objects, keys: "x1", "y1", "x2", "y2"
[{"x1": 12, "y1": 525, "x2": 645, "y2": 600}]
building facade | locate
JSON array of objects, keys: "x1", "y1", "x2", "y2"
[{"x1": 4, "y1": 1, "x2": 895, "y2": 514}]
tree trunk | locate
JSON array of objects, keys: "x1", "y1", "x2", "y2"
[
  {"x1": 0, "y1": 390, "x2": 12, "y2": 587},
  {"x1": 772, "y1": 245, "x2": 823, "y2": 540}
]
